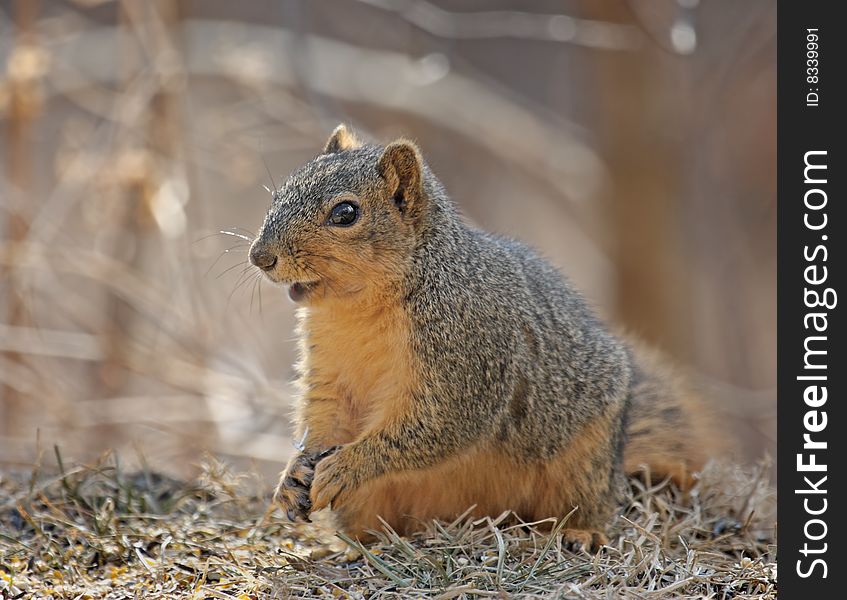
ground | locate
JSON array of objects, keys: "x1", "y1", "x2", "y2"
[{"x1": 0, "y1": 452, "x2": 775, "y2": 599}]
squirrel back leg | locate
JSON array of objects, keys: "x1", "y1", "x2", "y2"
[
  {"x1": 521, "y1": 404, "x2": 625, "y2": 552},
  {"x1": 328, "y1": 448, "x2": 530, "y2": 541},
  {"x1": 331, "y1": 404, "x2": 626, "y2": 553},
  {"x1": 623, "y1": 344, "x2": 728, "y2": 490}
]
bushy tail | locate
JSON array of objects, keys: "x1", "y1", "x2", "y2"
[{"x1": 623, "y1": 341, "x2": 728, "y2": 489}]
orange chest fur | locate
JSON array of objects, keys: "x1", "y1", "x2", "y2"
[{"x1": 298, "y1": 302, "x2": 415, "y2": 437}]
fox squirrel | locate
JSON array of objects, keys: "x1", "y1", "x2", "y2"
[{"x1": 249, "y1": 125, "x2": 722, "y2": 552}]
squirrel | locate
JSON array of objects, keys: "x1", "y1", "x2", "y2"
[{"x1": 249, "y1": 125, "x2": 723, "y2": 552}]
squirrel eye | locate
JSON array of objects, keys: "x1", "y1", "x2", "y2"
[{"x1": 327, "y1": 201, "x2": 359, "y2": 227}]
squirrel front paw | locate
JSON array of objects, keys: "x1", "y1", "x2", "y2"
[
  {"x1": 310, "y1": 448, "x2": 360, "y2": 512},
  {"x1": 274, "y1": 447, "x2": 338, "y2": 521}
]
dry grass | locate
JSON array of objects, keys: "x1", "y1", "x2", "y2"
[{"x1": 0, "y1": 451, "x2": 775, "y2": 599}]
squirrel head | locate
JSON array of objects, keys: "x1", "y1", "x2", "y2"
[{"x1": 249, "y1": 125, "x2": 429, "y2": 304}]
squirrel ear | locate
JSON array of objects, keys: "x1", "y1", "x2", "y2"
[
  {"x1": 377, "y1": 140, "x2": 424, "y2": 218},
  {"x1": 324, "y1": 124, "x2": 362, "y2": 154}
]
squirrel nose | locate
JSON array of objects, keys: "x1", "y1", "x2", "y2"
[{"x1": 249, "y1": 245, "x2": 278, "y2": 271}]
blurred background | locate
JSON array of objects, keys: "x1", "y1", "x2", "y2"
[{"x1": 0, "y1": 0, "x2": 775, "y2": 479}]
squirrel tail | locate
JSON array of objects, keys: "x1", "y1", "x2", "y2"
[{"x1": 622, "y1": 341, "x2": 727, "y2": 489}]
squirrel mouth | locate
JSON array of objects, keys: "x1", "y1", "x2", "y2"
[{"x1": 288, "y1": 281, "x2": 318, "y2": 302}]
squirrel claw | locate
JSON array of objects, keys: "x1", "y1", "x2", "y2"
[{"x1": 319, "y1": 445, "x2": 342, "y2": 460}]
